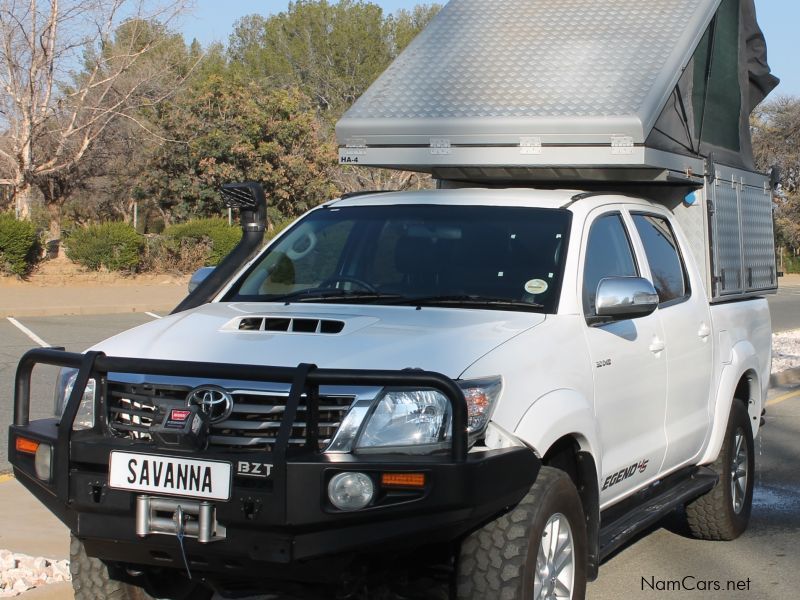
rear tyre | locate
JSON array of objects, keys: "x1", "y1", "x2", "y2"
[
  {"x1": 685, "y1": 400, "x2": 755, "y2": 540},
  {"x1": 456, "y1": 466, "x2": 587, "y2": 600},
  {"x1": 70, "y1": 534, "x2": 210, "y2": 600}
]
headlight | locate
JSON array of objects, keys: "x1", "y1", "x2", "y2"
[
  {"x1": 54, "y1": 368, "x2": 96, "y2": 431},
  {"x1": 348, "y1": 376, "x2": 502, "y2": 454},
  {"x1": 356, "y1": 389, "x2": 452, "y2": 453},
  {"x1": 54, "y1": 368, "x2": 75, "y2": 416}
]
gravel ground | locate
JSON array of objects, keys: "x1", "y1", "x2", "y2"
[{"x1": 772, "y1": 328, "x2": 800, "y2": 373}]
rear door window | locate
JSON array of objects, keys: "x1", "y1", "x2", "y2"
[{"x1": 632, "y1": 214, "x2": 689, "y2": 305}]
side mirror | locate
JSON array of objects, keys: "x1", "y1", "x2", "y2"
[
  {"x1": 188, "y1": 267, "x2": 216, "y2": 293},
  {"x1": 595, "y1": 277, "x2": 659, "y2": 321}
]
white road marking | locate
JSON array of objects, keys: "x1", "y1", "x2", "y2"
[
  {"x1": 145, "y1": 312, "x2": 162, "y2": 319},
  {"x1": 6, "y1": 317, "x2": 50, "y2": 348}
]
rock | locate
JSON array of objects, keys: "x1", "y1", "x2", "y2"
[
  {"x1": 31, "y1": 557, "x2": 48, "y2": 572},
  {"x1": 0, "y1": 551, "x2": 15, "y2": 572},
  {"x1": 773, "y1": 329, "x2": 800, "y2": 373},
  {"x1": 0, "y1": 549, "x2": 72, "y2": 597},
  {"x1": 50, "y1": 560, "x2": 70, "y2": 582},
  {"x1": 11, "y1": 576, "x2": 33, "y2": 593},
  {"x1": 13, "y1": 556, "x2": 35, "y2": 571}
]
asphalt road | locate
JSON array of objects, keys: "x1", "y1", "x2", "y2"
[
  {"x1": 587, "y1": 387, "x2": 800, "y2": 600},
  {"x1": 0, "y1": 313, "x2": 156, "y2": 472},
  {"x1": 0, "y1": 300, "x2": 799, "y2": 599},
  {"x1": 767, "y1": 278, "x2": 800, "y2": 332}
]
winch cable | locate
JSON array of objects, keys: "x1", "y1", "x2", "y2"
[{"x1": 174, "y1": 504, "x2": 193, "y2": 580}]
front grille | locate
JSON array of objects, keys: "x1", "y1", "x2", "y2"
[{"x1": 106, "y1": 382, "x2": 355, "y2": 451}]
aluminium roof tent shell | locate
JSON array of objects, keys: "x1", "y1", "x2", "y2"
[{"x1": 335, "y1": 0, "x2": 778, "y2": 184}]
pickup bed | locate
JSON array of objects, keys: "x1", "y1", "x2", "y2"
[{"x1": 9, "y1": 188, "x2": 770, "y2": 600}]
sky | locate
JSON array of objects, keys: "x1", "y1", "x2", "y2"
[{"x1": 182, "y1": 0, "x2": 799, "y2": 98}]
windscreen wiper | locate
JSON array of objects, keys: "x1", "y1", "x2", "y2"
[
  {"x1": 269, "y1": 289, "x2": 405, "y2": 304},
  {"x1": 388, "y1": 295, "x2": 544, "y2": 311}
]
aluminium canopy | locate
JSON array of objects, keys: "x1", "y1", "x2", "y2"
[{"x1": 336, "y1": 0, "x2": 778, "y2": 183}]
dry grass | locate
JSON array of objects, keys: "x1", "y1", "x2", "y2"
[{"x1": 0, "y1": 256, "x2": 188, "y2": 288}]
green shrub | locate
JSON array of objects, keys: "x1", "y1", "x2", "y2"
[
  {"x1": 266, "y1": 215, "x2": 295, "y2": 242},
  {"x1": 780, "y1": 253, "x2": 800, "y2": 274},
  {"x1": 137, "y1": 216, "x2": 294, "y2": 274},
  {"x1": 65, "y1": 222, "x2": 142, "y2": 272},
  {"x1": 0, "y1": 213, "x2": 40, "y2": 276},
  {"x1": 163, "y1": 218, "x2": 242, "y2": 269},
  {"x1": 138, "y1": 234, "x2": 170, "y2": 273}
]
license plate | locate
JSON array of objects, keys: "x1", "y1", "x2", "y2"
[{"x1": 109, "y1": 451, "x2": 232, "y2": 501}]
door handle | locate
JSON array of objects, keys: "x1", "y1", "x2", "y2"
[
  {"x1": 649, "y1": 337, "x2": 666, "y2": 354},
  {"x1": 698, "y1": 323, "x2": 711, "y2": 340}
]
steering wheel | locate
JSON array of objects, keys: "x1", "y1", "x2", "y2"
[
  {"x1": 285, "y1": 229, "x2": 318, "y2": 260},
  {"x1": 318, "y1": 276, "x2": 378, "y2": 293}
]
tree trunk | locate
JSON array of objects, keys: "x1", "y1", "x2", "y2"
[
  {"x1": 47, "y1": 201, "x2": 62, "y2": 241},
  {"x1": 15, "y1": 182, "x2": 33, "y2": 220}
]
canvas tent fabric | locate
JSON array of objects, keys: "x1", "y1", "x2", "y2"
[
  {"x1": 649, "y1": 0, "x2": 779, "y2": 170},
  {"x1": 336, "y1": 0, "x2": 778, "y2": 176}
]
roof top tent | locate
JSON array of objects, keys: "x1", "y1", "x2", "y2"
[{"x1": 335, "y1": 0, "x2": 780, "y2": 300}]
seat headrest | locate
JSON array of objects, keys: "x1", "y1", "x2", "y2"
[{"x1": 395, "y1": 236, "x2": 438, "y2": 274}]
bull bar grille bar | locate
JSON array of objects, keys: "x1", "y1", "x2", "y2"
[{"x1": 13, "y1": 348, "x2": 469, "y2": 513}]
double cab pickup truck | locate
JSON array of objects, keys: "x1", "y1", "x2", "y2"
[{"x1": 9, "y1": 185, "x2": 771, "y2": 600}]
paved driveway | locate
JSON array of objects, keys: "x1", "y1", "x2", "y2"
[{"x1": 767, "y1": 277, "x2": 800, "y2": 332}]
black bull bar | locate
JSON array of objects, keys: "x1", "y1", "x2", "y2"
[{"x1": 13, "y1": 348, "x2": 470, "y2": 506}]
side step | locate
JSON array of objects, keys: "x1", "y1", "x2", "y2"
[{"x1": 599, "y1": 466, "x2": 718, "y2": 559}]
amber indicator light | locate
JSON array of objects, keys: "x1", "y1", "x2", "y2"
[
  {"x1": 381, "y1": 472, "x2": 426, "y2": 489},
  {"x1": 15, "y1": 437, "x2": 40, "y2": 454}
]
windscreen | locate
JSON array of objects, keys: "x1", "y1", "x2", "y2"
[{"x1": 226, "y1": 204, "x2": 571, "y2": 313}]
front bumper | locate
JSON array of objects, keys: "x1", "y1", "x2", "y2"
[{"x1": 9, "y1": 349, "x2": 540, "y2": 583}]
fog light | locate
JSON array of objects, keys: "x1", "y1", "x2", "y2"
[
  {"x1": 34, "y1": 444, "x2": 52, "y2": 482},
  {"x1": 327, "y1": 472, "x2": 374, "y2": 511}
]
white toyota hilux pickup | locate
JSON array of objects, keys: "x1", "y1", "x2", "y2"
[{"x1": 9, "y1": 185, "x2": 771, "y2": 600}]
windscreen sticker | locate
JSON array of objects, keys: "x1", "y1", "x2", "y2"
[{"x1": 524, "y1": 279, "x2": 549, "y2": 295}]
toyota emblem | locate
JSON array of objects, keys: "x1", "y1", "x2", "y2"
[{"x1": 186, "y1": 385, "x2": 233, "y2": 424}]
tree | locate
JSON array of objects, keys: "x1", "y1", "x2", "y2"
[
  {"x1": 390, "y1": 3, "x2": 441, "y2": 53},
  {"x1": 752, "y1": 96, "x2": 800, "y2": 257},
  {"x1": 58, "y1": 22, "x2": 202, "y2": 232},
  {"x1": 140, "y1": 75, "x2": 338, "y2": 224},
  {"x1": 0, "y1": 0, "x2": 190, "y2": 234},
  {"x1": 752, "y1": 97, "x2": 800, "y2": 194},
  {"x1": 333, "y1": 165, "x2": 432, "y2": 194},
  {"x1": 226, "y1": 1, "x2": 441, "y2": 199},
  {"x1": 228, "y1": 1, "x2": 440, "y2": 117}
]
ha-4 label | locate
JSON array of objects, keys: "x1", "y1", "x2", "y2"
[
  {"x1": 339, "y1": 147, "x2": 366, "y2": 164},
  {"x1": 602, "y1": 459, "x2": 650, "y2": 491},
  {"x1": 109, "y1": 451, "x2": 231, "y2": 501}
]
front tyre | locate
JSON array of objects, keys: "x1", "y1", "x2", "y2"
[
  {"x1": 685, "y1": 400, "x2": 755, "y2": 540},
  {"x1": 456, "y1": 467, "x2": 587, "y2": 600},
  {"x1": 70, "y1": 535, "x2": 210, "y2": 600}
]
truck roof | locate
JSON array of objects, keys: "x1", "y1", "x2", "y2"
[{"x1": 327, "y1": 188, "x2": 663, "y2": 213}]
